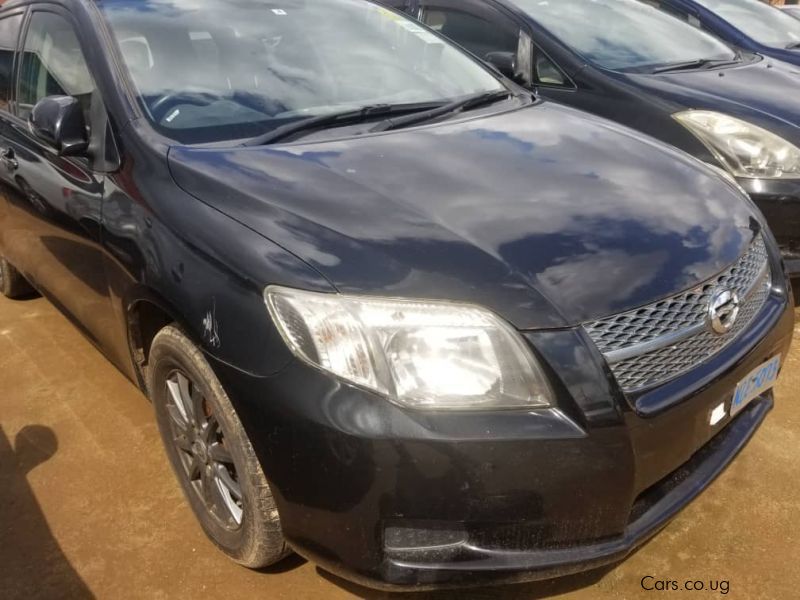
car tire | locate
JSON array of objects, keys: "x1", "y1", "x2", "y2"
[
  {"x1": 0, "y1": 256, "x2": 35, "y2": 299},
  {"x1": 148, "y1": 325, "x2": 290, "y2": 568}
]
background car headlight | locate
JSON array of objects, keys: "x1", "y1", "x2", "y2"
[
  {"x1": 674, "y1": 110, "x2": 800, "y2": 179},
  {"x1": 265, "y1": 286, "x2": 552, "y2": 410}
]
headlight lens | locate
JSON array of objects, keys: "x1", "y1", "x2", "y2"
[
  {"x1": 265, "y1": 286, "x2": 552, "y2": 410},
  {"x1": 674, "y1": 110, "x2": 800, "y2": 179}
]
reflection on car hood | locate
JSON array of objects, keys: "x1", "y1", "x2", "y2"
[
  {"x1": 630, "y1": 59, "x2": 800, "y2": 134},
  {"x1": 168, "y1": 102, "x2": 758, "y2": 329}
]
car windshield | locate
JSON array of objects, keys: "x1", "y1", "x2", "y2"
[
  {"x1": 514, "y1": 0, "x2": 735, "y2": 72},
  {"x1": 97, "y1": 0, "x2": 503, "y2": 144},
  {"x1": 694, "y1": 0, "x2": 800, "y2": 48}
]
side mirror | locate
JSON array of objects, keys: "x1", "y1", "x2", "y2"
[
  {"x1": 484, "y1": 51, "x2": 518, "y2": 81},
  {"x1": 29, "y1": 96, "x2": 89, "y2": 157}
]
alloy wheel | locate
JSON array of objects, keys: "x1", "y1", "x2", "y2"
[{"x1": 165, "y1": 370, "x2": 244, "y2": 529}]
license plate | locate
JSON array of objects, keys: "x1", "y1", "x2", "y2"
[{"x1": 731, "y1": 355, "x2": 781, "y2": 417}]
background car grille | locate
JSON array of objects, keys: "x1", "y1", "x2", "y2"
[{"x1": 584, "y1": 235, "x2": 771, "y2": 392}]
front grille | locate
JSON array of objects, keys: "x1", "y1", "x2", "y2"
[{"x1": 584, "y1": 235, "x2": 771, "y2": 392}]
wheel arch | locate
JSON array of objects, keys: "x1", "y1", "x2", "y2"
[{"x1": 125, "y1": 287, "x2": 198, "y2": 394}]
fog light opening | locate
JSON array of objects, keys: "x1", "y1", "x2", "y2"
[{"x1": 384, "y1": 524, "x2": 468, "y2": 557}]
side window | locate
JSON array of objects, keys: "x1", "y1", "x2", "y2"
[
  {"x1": 421, "y1": 3, "x2": 519, "y2": 60},
  {"x1": 17, "y1": 12, "x2": 96, "y2": 125},
  {"x1": 0, "y1": 14, "x2": 23, "y2": 112},
  {"x1": 420, "y1": 3, "x2": 569, "y2": 89},
  {"x1": 379, "y1": 0, "x2": 412, "y2": 11},
  {"x1": 534, "y1": 51, "x2": 569, "y2": 88},
  {"x1": 516, "y1": 31, "x2": 568, "y2": 88},
  {"x1": 646, "y1": 1, "x2": 702, "y2": 28}
]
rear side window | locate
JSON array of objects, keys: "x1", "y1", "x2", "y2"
[{"x1": 0, "y1": 14, "x2": 23, "y2": 112}]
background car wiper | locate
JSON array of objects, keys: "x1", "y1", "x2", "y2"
[
  {"x1": 368, "y1": 90, "x2": 513, "y2": 134},
  {"x1": 786, "y1": 41, "x2": 800, "y2": 49},
  {"x1": 652, "y1": 58, "x2": 740, "y2": 74},
  {"x1": 243, "y1": 102, "x2": 440, "y2": 146}
]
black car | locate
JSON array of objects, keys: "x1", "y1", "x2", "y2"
[
  {"x1": 0, "y1": 0, "x2": 794, "y2": 591},
  {"x1": 653, "y1": 0, "x2": 800, "y2": 67},
  {"x1": 389, "y1": 0, "x2": 800, "y2": 279}
]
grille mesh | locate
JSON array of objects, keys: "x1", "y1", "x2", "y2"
[{"x1": 584, "y1": 235, "x2": 771, "y2": 392}]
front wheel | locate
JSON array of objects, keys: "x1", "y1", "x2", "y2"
[{"x1": 148, "y1": 325, "x2": 290, "y2": 567}]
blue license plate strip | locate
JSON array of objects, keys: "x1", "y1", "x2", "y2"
[{"x1": 730, "y1": 355, "x2": 781, "y2": 417}]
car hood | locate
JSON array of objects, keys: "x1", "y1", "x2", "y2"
[
  {"x1": 760, "y1": 46, "x2": 800, "y2": 67},
  {"x1": 168, "y1": 102, "x2": 758, "y2": 329},
  {"x1": 628, "y1": 58, "x2": 800, "y2": 134}
]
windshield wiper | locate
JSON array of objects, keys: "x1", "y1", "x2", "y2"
[
  {"x1": 651, "y1": 57, "x2": 739, "y2": 74},
  {"x1": 243, "y1": 102, "x2": 441, "y2": 146},
  {"x1": 786, "y1": 41, "x2": 800, "y2": 49},
  {"x1": 368, "y1": 89, "x2": 513, "y2": 134},
  {"x1": 243, "y1": 90, "x2": 514, "y2": 145}
]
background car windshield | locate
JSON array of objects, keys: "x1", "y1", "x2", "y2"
[
  {"x1": 515, "y1": 0, "x2": 735, "y2": 71},
  {"x1": 98, "y1": 0, "x2": 502, "y2": 144},
  {"x1": 694, "y1": 0, "x2": 800, "y2": 47}
]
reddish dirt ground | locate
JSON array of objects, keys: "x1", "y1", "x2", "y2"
[{"x1": 1, "y1": 295, "x2": 798, "y2": 599}]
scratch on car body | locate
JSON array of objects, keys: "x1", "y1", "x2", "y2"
[{"x1": 202, "y1": 299, "x2": 221, "y2": 348}]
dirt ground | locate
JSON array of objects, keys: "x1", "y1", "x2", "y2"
[{"x1": 1, "y1": 294, "x2": 798, "y2": 600}]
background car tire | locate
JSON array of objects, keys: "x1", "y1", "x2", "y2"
[
  {"x1": 0, "y1": 256, "x2": 35, "y2": 299},
  {"x1": 147, "y1": 325, "x2": 290, "y2": 568}
]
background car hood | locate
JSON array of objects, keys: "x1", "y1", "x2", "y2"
[
  {"x1": 629, "y1": 58, "x2": 800, "y2": 134},
  {"x1": 758, "y1": 46, "x2": 800, "y2": 67},
  {"x1": 168, "y1": 102, "x2": 758, "y2": 330}
]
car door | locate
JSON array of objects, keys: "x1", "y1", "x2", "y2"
[
  {"x1": 4, "y1": 6, "x2": 116, "y2": 350},
  {"x1": 0, "y1": 8, "x2": 28, "y2": 271},
  {"x1": 415, "y1": 0, "x2": 573, "y2": 96}
]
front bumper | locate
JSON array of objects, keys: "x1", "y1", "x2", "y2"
[
  {"x1": 738, "y1": 178, "x2": 800, "y2": 277},
  {"x1": 381, "y1": 395, "x2": 772, "y2": 589},
  {"x1": 209, "y1": 291, "x2": 793, "y2": 591}
]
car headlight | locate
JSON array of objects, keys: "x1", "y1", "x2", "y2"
[
  {"x1": 265, "y1": 286, "x2": 552, "y2": 410},
  {"x1": 674, "y1": 110, "x2": 800, "y2": 179}
]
